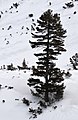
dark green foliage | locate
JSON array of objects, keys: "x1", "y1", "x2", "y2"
[
  {"x1": 70, "y1": 53, "x2": 78, "y2": 70},
  {"x1": 8, "y1": 86, "x2": 13, "y2": 89},
  {"x1": 7, "y1": 25, "x2": 12, "y2": 30},
  {"x1": 38, "y1": 100, "x2": 47, "y2": 108},
  {"x1": 22, "y1": 58, "x2": 27, "y2": 68},
  {"x1": 2, "y1": 100, "x2": 5, "y2": 103},
  {"x1": 65, "y1": 2, "x2": 74, "y2": 8},
  {"x1": 13, "y1": 3, "x2": 19, "y2": 9},
  {"x1": 7, "y1": 63, "x2": 17, "y2": 71},
  {"x1": 17, "y1": 59, "x2": 30, "y2": 70},
  {"x1": 53, "y1": 106, "x2": 57, "y2": 109},
  {"x1": 29, "y1": 14, "x2": 33, "y2": 17},
  {"x1": 29, "y1": 107, "x2": 42, "y2": 118},
  {"x1": 28, "y1": 9, "x2": 66, "y2": 103},
  {"x1": 22, "y1": 98, "x2": 30, "y2": 106}
]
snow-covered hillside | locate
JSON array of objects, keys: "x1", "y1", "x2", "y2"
[{"x1": 0, "y1": 0, "x2": 78, "y2": 120}]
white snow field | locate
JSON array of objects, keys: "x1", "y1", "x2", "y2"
[{"x1": 0, "y1": 0, "x2": 78, "y2": 120}]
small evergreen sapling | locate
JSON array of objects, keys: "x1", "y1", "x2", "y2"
[{"x1": 22, "y1": 58, "x2": 27, "y2": 68}]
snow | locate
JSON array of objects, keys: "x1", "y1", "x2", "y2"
[{"x1": 0, "y1": 0, "x2": 78, "y2": 120}]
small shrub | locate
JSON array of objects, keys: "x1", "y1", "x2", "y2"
[
  {"x1": 6, "y1": 41, "x2": 9, "y2": 45},
  {"x1": 2, "y1": 100, "x2": 5, "y2": 103},
  {"x1": 29, "y1": 107, "x2": 42, "y2": 118},
  {"x1": 53, "y1": 106, "x2": 57, "y2": 109},
  {"x1": 7, "y1": 63, "x2": 17, "y2": 71},
  {"x1": 73, "y1": 11, "x2": 76, "y2": 14},
  {"x1": 7, "y1": 25, "x2": 12, "y2": 30},
  {"x1": 3, "y1": 65, "x2": 6, "y2": 69},
  {"x1": 10, "y1": 34, "x2": 12, "y2": 37},
  {"x1": 65, "y1": 2, "x2": 74, "y2": 8},
  {"x1": 5, "y1": 86, "x2": 7, "y2": 88},
  {"x1": 32, "y1": 19, "x2": 34, "y2": 21},
  {"x1": 2, "y1": 28, "x2": 4, "y2": 30},
  {"x1": 8, "y1": 86, "x2": 14, "y2": 89},
  {"x1": 9, "y1": 6, "x2": 13, "y2": 10},
  {"x1": 16, "y1": 11, "x2": 18, "y2": 13},
  {"x1": 38, "y1": 101, "x2": 47, "y2": 108},
  {"x1": 13, "y1": 3, "x2": 19, "y2": 9},
  {"x1": 5, "y1": 10, "x2": 8, "y2": 13},
  {"x1": 22, "y1": 98, "x2": 30, "y2": 106},
  {"x1": 37, "y1": 107, "x2": 42, "y2": 114},
  {"x1": 1, "y1": 11, "x2": 3, "y2": 14},
  {"x1": 26, "y1": 27, "x2": 29, "y2": 30},
  {"x1": 64, "y1": 70, "x2": 72, "y2": 78},
  {"x1": 63, "y1": 6, "x2": 66, "y2": 9},
  {"x1": 29, "y1": 14, "x2": 33, "y2": 17},
  {"x1": 49, "y1": 2, "x2": 51, "y2": 5},
  {"x1": 21, "y1": 26, "x2": 24, "y2": 29}
]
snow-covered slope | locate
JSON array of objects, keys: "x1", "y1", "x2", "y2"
[{"x1": 0, "y1": 0, "x2": 78, "y2": 120}]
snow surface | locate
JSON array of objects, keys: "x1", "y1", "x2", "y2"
[{"x1": 0, "y1": 0, "x2": 78, "y2": 120}]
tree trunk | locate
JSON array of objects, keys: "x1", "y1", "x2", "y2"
[{"x1": 45, "y1": 24, "x2": 49, "y2": 102}]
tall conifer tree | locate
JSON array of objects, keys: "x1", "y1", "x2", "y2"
[{"x1": 28, "y1": 9, "x2": 67, "y2": 103}]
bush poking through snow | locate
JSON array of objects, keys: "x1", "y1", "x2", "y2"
[
  {"x1": 1, "y1": 11, "x2": 3, "y2": 14},
  {"x1": 62, "y1": 70, "x2": 72, "y2": 78},
  {"x1": 73, "y1": 11, "x2": 76, "y2": 14},
  {"x1": 29, "y1": 14, "x2": 33, "y2": 17},
  {"x1": 63, "y1": 6, "x2": 66, "y2": 9},
  {"x1": 63, "y1": 2, "x2": 74, "y2": 9},
  {"x1": 49, "y1": 2, "x2": 51, "y2": 5},
  {"x1": 7, "y1": 25, "x2": 12, "y2": 30},
  {"x1": 38, "y1": 101, "x2": 47, "y2": 108},
  {"x1": 29, "y1": 107, "x2": 42, "y2": 118},
  {"x1": 64, "y1": 70, "x2": 72, "y2": 78},
  {"x1": 9, "y1": 6, "x2": 13, "y2": 10},
  {"x1": 53, "y1": 106, "x2": 57, "y2": 109},
  {"x1": 2, "y1": 100, "x2": 5, "y2": 103},
  {"x1": 13, "y1": 3, "x2": 19, "y2": 9},
  {"x1": 65, "y1": 2, "x2": 74, "y2": 8},
  {"x1": 22, "y1": 98, "x2": 30, "y2": 106},
  {"x1": 7, "y1": 63, "x2": 17, "y2": 71},
  {"x1": 8, "y1": 86, "x2": 14, "y2": 89}
]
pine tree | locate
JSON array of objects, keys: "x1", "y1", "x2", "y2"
[
  {"x1": 28, "y1": 9, "x2": 67, "y2": 103},
  {"x1": 22, "y1": 58, "x2": 27, "y2": 68}
]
